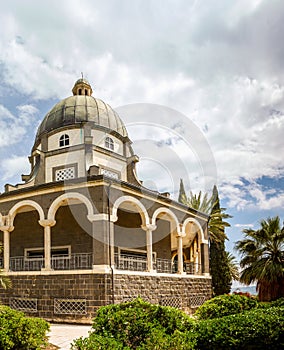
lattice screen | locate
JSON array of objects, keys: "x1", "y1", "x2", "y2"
[
  {"x1": 101, "y1": 168, "x2": 119, "y2": 179},
  {"x1": 159, "y1": 297, "x2": 182, "y2": 309},
  {"x1": 55, "y1": 167, "x2": 75, "y2": 181},
  {"x1": 10, "y1": 297, "x2": 38, "y2": 313},
  {"x1": 54, "y1": 298, "x2": 87, "y2": 315},
  {"x1": 189, "y1": 295, "x2": 206, "y2": 308}
]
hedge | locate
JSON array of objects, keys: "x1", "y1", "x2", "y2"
[
  {"x1": 194, "y1": 293, "x2": 258, "y2": 320},
  {"x1": 71, "y1": 298, "x2": 196, "y2": 350},
  {"x1": 0, "y1": 305, "x2": 49, "y2": 350},
  {"x1": 194, "y1": 306, "x2": 284, "y2": 350}
]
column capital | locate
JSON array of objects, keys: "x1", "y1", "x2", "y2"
[
  {"x1": 0, "y1": 225, "x2": 14, "y2": 232},
  {"x1": 38, "y1": 219, "x2": 56, "y2": 227},
  {"x1": 176, "y1": 232, "x2": 186, "y2": 238},
  {"x1": 88, "y1": 213, "x2": 109, "y2": 222},
  {"x1": 141, "y1": 224, "x2": 157, "y2": 231}
]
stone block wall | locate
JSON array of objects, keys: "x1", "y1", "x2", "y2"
[
  {"x1": 0, "y1": 272, "x2": 212, "y2": 323},
  {"x1": 0, "y1": 273, "x2": 112, "y2": 324},
  {"x1": 113, "y1": 274, "x2": 212, "y2": 314}
]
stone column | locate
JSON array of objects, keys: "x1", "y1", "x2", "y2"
[
  {"x1": 39, "y1": 219, "x2": 56, "y2": 271},
  {"x1": 90, "y1": 214, "x2": 112, "y2": 273},
  {"x1": 201, "y1": 242, "x2": 210, "y2": 275},
  {"x1": 141, "y1": 224, "x2": 156, "y2": 272},
  {"x1": 0, "y1": 221, "x2": 14, "y2": 272},
  {"x1": 177, "y1": 232, "x2": 186, "y2": 275}
]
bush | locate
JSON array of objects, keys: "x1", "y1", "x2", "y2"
[
  {"x1": 194, "y1": 306, "x2": 284, "y2": 350},
  {"x1": 72, "y1": 298, "x2": 196, "y2": 350},
  {"x1": 0, "y1": 305, "x2": 49, "y2": 350},
  {"x1": 194, "y1": 294, "x2": 258, "y2": 320}
]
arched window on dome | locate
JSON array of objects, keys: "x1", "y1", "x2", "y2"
[
  {"x1": 59, "y1": 134, "x2": 70, "y2": 147},
  {"x1": 105, "y1": 136, "x2": 114, "y2": 151}
]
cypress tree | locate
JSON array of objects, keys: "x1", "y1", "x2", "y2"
[
  {"x1": 178, "y1": 179, "x2": 186, "y2": 203},
  {"x1": 210, "y1": 185, "x2": 232, "y2": 295}
]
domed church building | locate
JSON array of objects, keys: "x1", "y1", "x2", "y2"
[{"x1": 0, "y1": 79, "x2": 211, "y2": 323}]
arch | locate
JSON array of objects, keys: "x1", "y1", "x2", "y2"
[
  {"x1": 9, "y1": 200, "x2": 45, "y2": 226},
  {"x1": 182, "y1": 217, "x2": 206, "y2": 243},
  {"x1": 111, "y1": 195, "x2": 149, "y2": 226},
  {"x1": 151, "y1": 207, "x2": 179, "y2": 231},
  {"x1": 47, "y1": 192, "x2": 95, "y2": 222}
]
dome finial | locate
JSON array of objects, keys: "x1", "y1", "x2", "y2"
[{"x1": 72, "y1": 76, "x2": 93, "y2": 96}]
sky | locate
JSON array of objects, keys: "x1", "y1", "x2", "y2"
[{"x1": 0, "y1": 0, "x2": 284, "y2": 260}]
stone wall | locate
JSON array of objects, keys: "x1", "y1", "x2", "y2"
[
  {"x1": 113, "y1": 273, "x2": 212, "y2": 314},
  {"x1": 0, "y1": 273, "x2": 111, "y2": 324},
  {"x1": 0, "y1": 272, "x2": 212, "y2": 324}
]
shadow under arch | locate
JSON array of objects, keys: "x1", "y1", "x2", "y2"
[{"x1": 111, "y1": 195, "x2": 150, "y2": 251}]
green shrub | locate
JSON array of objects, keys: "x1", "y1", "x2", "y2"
[
  {"x1": 194, "y1": 306, "x2": 284, "y2": 350},
  {"x1": 194, "y1": 294, "x2": 258, "y2": 320},
  {"x1": 71, "y1": 333, "x2": 126, "y2": 350},
  {"x1": 72, "y1": 298, "x2": 196, "y2": 350},
  {"x1": 0, "y1": 305, "x2": 49, "y2": 350},
  {"x1": 269, "y1": 297, "x2": 284, "y2": 308}
]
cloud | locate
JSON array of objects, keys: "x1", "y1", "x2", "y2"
[
  {"x1": 0, "y1": 0, "x2": 284, "y2": 212},
  {"x1": 234, "y1": 223, "x2": 254, "y2": 228},
  {"x1": 0, "y1": 155, "x2": 29, "y2": 181},
  {"x1": 0, "y1": 104, "x2": 38, "y2": 148}
]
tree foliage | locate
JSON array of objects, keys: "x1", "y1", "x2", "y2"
[
  {"x1": 235, "y1": 216, "x2": 284, "y2": 301},
  {"x1": 178, "y1": 183, "x2": 234, "y2": 295}
]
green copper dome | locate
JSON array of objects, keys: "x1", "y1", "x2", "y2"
[{"x1": 33, "y1": 80, "x2": 128, "y2": 148}]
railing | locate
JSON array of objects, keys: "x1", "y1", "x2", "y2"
[
  {"x1": 155, "y1": 258, "x2": 175, "y2": 273},
  {"x1": 9, "y1": 253, "x2": 92, "y2": 271},
  {"x1": 10, "y1": 256, "x2": 44, "y2": 271},
  {"x1": 114, "y1": 253, "x2": 147, "y2": 272},
  {"x1": 115, "y1": 253, "x2": 202, "y2": 275},
  {"x1": 51, "y1": 253, "x2": 92, "y2": 270}
]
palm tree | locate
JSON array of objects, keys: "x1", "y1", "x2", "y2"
[
  {"x1": 179, "y1": 184, "x2": 233, "y2": 295},
  {"x1": 235, "y1": 216, "x2": 284, "y2": 301},
  {"x1": 0, "y1": 243, "x2": 12, "y2": 289},
  {"x1": 226, "y1": 251, "x2": 239, "y2": 281},
  {"x1": 182, "y1": 188, "x2": 231, "y2": 243}
]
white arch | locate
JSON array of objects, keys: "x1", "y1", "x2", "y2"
[
  {"x1": 9, "y1": 200, "x2": 45, "y2": 226},
  {"x1": 47, "y1": 192, "x2": 95, "y2": 222},
  {"x1": 151, "y1": 207, "x2": 179, "y2": 231},
  {"x1": 182, "y1": 217, "x2": 207, "y2": 243},
  {"x1": 111, "y1": 195, "x2": 150, "y2": 226}
]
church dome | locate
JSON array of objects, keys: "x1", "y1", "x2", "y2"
[{"x1": 34, "y1": 79, "x2": 128, "y2": 147}]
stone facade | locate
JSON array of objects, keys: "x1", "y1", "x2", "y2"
[{"x1": 0, "y1": 272, "x2": 211, "y2": 324}]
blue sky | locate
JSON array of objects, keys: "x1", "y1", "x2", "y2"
[{"x1": 0, "y1": 0, "x2": 284, "y2": 261}]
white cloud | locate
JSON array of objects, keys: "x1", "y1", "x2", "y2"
[
  {"x1": 0, "y1": 104, "x2": 38, "y2": 148},
  {"x1": 0, "y1": 155, "x2": 29, "y2": 181},
  {"x1": 0, "y1": 0, "x2": 284, "y2": 212},
  {"x1": 234, "y1": 223, "x2": 254, "y2": 228}
]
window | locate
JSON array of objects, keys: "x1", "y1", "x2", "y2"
[
  {"x1": 101, "y1": 168, "x2": 119, "y2": 180},
  {"x1": 59, "y1": 134, "x2": 70, "y2": 147},
  {"x1": 53, "y1": 163, "x2": 77, "y2": 182},
  {"x1": 105, "y1": 136, "x2": 114, "y2": 150},
  {"x1": 55, "y1": 166, "x2": 76, "y2": 181},
  {"x1": 25, "y1": 246, "x2": 70, "y2": 260}
]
